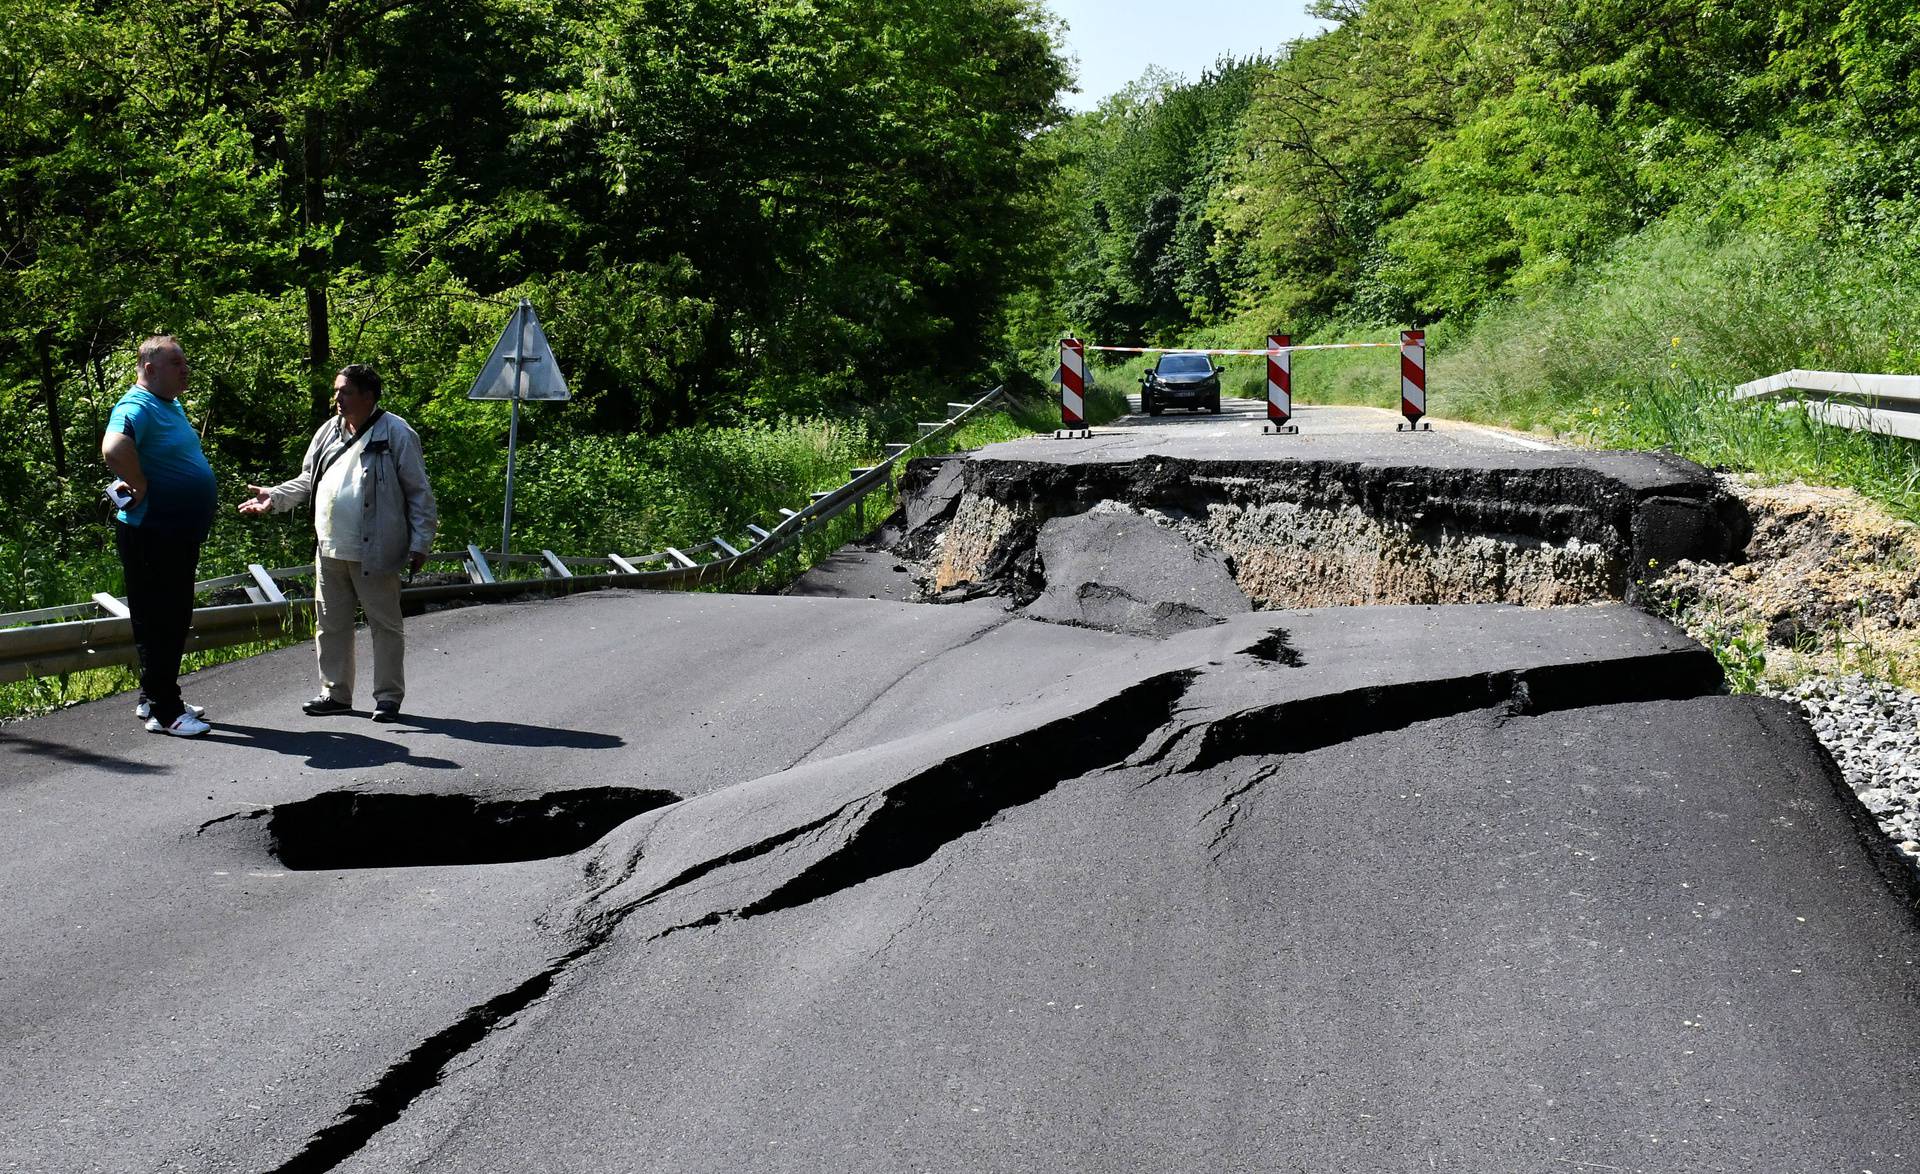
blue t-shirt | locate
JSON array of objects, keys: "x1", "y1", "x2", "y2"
[{"x1": 108, "y1": 387, "x2": 217, "y2": 538}]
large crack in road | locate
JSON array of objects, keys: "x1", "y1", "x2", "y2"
[
  {"x1": 299, "y1": 601, "x2": 1918, "y2": 1173},
  {"x1": 259, "y1": 604, "x2": 1753, "y2": 1172}
]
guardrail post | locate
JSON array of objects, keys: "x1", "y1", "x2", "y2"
[
  {"x1": 465, "y1": 544, "x2": 496, "y2": 584},
  {"x1": 247, "y1": 565, "x2": 287, "y2": 604}
]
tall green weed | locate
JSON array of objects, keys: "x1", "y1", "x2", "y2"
[
  {"x1": 1428, "y1": 221, "x2": 1920, "y2": 519},
  {"x1": 1439, "y1": 223, "x2": 1920, "y2": 428}
]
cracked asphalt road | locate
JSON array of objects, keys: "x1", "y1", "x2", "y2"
[
  {"x1": 0, "y1": 593, "x2": 1133, "y2": 1173},
  {"x1": 4, "y1": 588, "x2": 1917, "y2": 1173}
]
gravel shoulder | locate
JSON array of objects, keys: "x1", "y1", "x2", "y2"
[{"x1": 1648, "y1": 475, "x2": 1920, "y2": 867}]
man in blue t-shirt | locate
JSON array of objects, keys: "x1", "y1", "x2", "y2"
[{"x1": 101, "y1": 335, "x2": 218, "y2": 737}]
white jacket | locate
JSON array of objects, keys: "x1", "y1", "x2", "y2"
[{"x1": 268, "y1": 410, "x2": 438, "y2": 574}]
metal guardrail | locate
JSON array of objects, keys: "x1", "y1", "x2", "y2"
[
  {"x1": 1734, "y1": 370, "x2": 1920, "y2": 441},
  {"x1": 0, "y1": 387, "x2": 1006, "y2": 686}
]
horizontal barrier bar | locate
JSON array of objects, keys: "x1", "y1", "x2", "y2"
[
  {"x1": 1734, "y1": 368, "x2": 1920, "y2": 441},
  {"x1": 1734, "y1": 369, "x2": 1920, "y2": 406},
  {"x1": 1082, "y1": 342, "x2": 1399, "y2": 356},
  {"x1": 0, "y1": 601, "x2": 104, "y2": 626}
]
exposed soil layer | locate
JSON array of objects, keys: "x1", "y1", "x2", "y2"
[
  {"x1": 889, "y1": 453, "x2": 1749, "y2": 625},
  {"x1": 1646, "y1": 476, "x2": 1920, "y2": 682}
]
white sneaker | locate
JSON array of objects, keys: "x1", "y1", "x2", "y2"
[
  {"x1": 136, "y1": 700, "x2": 206, "y2": 721},
  {"x1": 145, "y1": 712, "x2": 211, "y2": 737}
]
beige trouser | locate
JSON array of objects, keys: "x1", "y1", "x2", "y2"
[{"x1": 315, "y1": 555, "x2": 405, "y2": 707}]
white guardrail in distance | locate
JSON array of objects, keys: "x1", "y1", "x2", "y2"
[
  {"x1": 0, "y1": 386, "x2": 1007, "y2": 686},
  {"x1": 1733, "y1": 370, "x2": 1920, "y2": 441}
]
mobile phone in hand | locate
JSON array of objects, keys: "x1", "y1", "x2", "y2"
[{"x1": 105, "y1": 481, "x2": 134, "y2": 508}]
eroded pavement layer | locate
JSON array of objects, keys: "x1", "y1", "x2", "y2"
[
  {"x1": 4, "y1": 591, "x2": 1915, "y2": 1173},
  {"x1": 866, "y1": 404, "x2": 1752, "y2": 620}
]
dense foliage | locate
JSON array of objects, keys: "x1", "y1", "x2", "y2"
[
  {"x1": 17, "y1": 0, "x2": 1920, "y2": 624},
  {"x1": 0, "y1": 0, "x2": 1066, "y2": 611},
  {"x1": 1011, "y1": 0, "x2": 1920, "y2": 501}
]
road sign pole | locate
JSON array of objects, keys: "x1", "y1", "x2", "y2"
[
  {"x1": 501, "y1": 398, "x2": 522, "y2": 561},
  {"x1": 468, "y1": 297, "x2": 570, "y2": 565},
  {"x1": 501, "y1": 302, "x2": 527, "y2": 560}
]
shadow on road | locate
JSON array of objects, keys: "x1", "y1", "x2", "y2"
[
  {"x1": 0, "y1": 732, "x2": 170, "y2": 777},
  {"x1": 201, "y1": 723, "x2": 461, "y2": 771},
  {"x1": 384, "y1": 714, "x2": 626, "y2": 750}
]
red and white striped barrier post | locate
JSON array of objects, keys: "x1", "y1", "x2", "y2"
[
  {"x1": 1056, "y1": 337, "x2": 1090, "y2": 438},
  {"x1": 1263, "y1": 333, "x2": 1297, "y2": 434},
  {"x1": 1396, "y1": 328, "x2": 1429, "y2": 432}
]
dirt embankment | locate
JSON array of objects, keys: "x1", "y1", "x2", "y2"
[{"x1": 1646, "y1": 477, "x2": 1920, "y2": 684}]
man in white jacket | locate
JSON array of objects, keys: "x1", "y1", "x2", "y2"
[{"x1": 239, "y1": 364, "x2": 437, "y2": 722}]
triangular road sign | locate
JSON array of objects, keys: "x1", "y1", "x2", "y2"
[{"x1": 467, "y1": 300, "x2": 570, "y2": 401}]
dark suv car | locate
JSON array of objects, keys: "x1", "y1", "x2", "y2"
[{"x1": 1140, "y1": 352, "x2": 1221, "y2": 415}]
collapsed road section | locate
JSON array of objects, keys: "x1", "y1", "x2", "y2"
[
  {"x1": 886, "y1": 447, "x2": 1749, "y2": 627},
  {"x1": 3, "y1": 414, "x2": 1915, "y2": 1173}
]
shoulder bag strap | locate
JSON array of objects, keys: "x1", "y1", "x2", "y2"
[{"x1": 311, "y1": 407, "x2": 387, "y2": 487}]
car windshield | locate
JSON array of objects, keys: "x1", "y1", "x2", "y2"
[{"x1": 1156, "y1": 354, "x2": 1212, "y2": 376}]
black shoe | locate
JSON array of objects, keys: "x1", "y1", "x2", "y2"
[
  {"x1": 303, "y1": 695, "x2": 353, "y2": 716},
  {"x1": 371, "y1": 702, "x2": 401, "y2": 723}
]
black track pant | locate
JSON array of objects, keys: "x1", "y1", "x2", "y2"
[{"x1": 115, "y1": 521, "x2": 203, "y2": 724}]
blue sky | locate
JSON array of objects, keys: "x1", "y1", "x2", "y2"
[{"x1": 1044, "y1": 0, "x2": 1330, "y2": 112}]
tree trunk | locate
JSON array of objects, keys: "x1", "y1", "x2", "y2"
[
  {"x1": 37, "y1": 331, "x2": 70, "y2": 557},
  {"x1": 305, "y1": 281, "x2": 331, "y2": 421},
  {"x1": 298, "y1": 0, "x2": 332, "y2": 423},
  {"x1": 90, "y1": 352, "x2": 109, "y2": 440},
  {"x1": 37, "y1": 330, "x2": 67, "y2": 481}
]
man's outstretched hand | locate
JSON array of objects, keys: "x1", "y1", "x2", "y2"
[{"x1": 236, "y1": 485, "x2": 272, "y2": 516}]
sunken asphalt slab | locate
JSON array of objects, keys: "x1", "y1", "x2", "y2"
[{"x1": 3, "y1": 590, "x2": 1917, "y2": 1172}]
